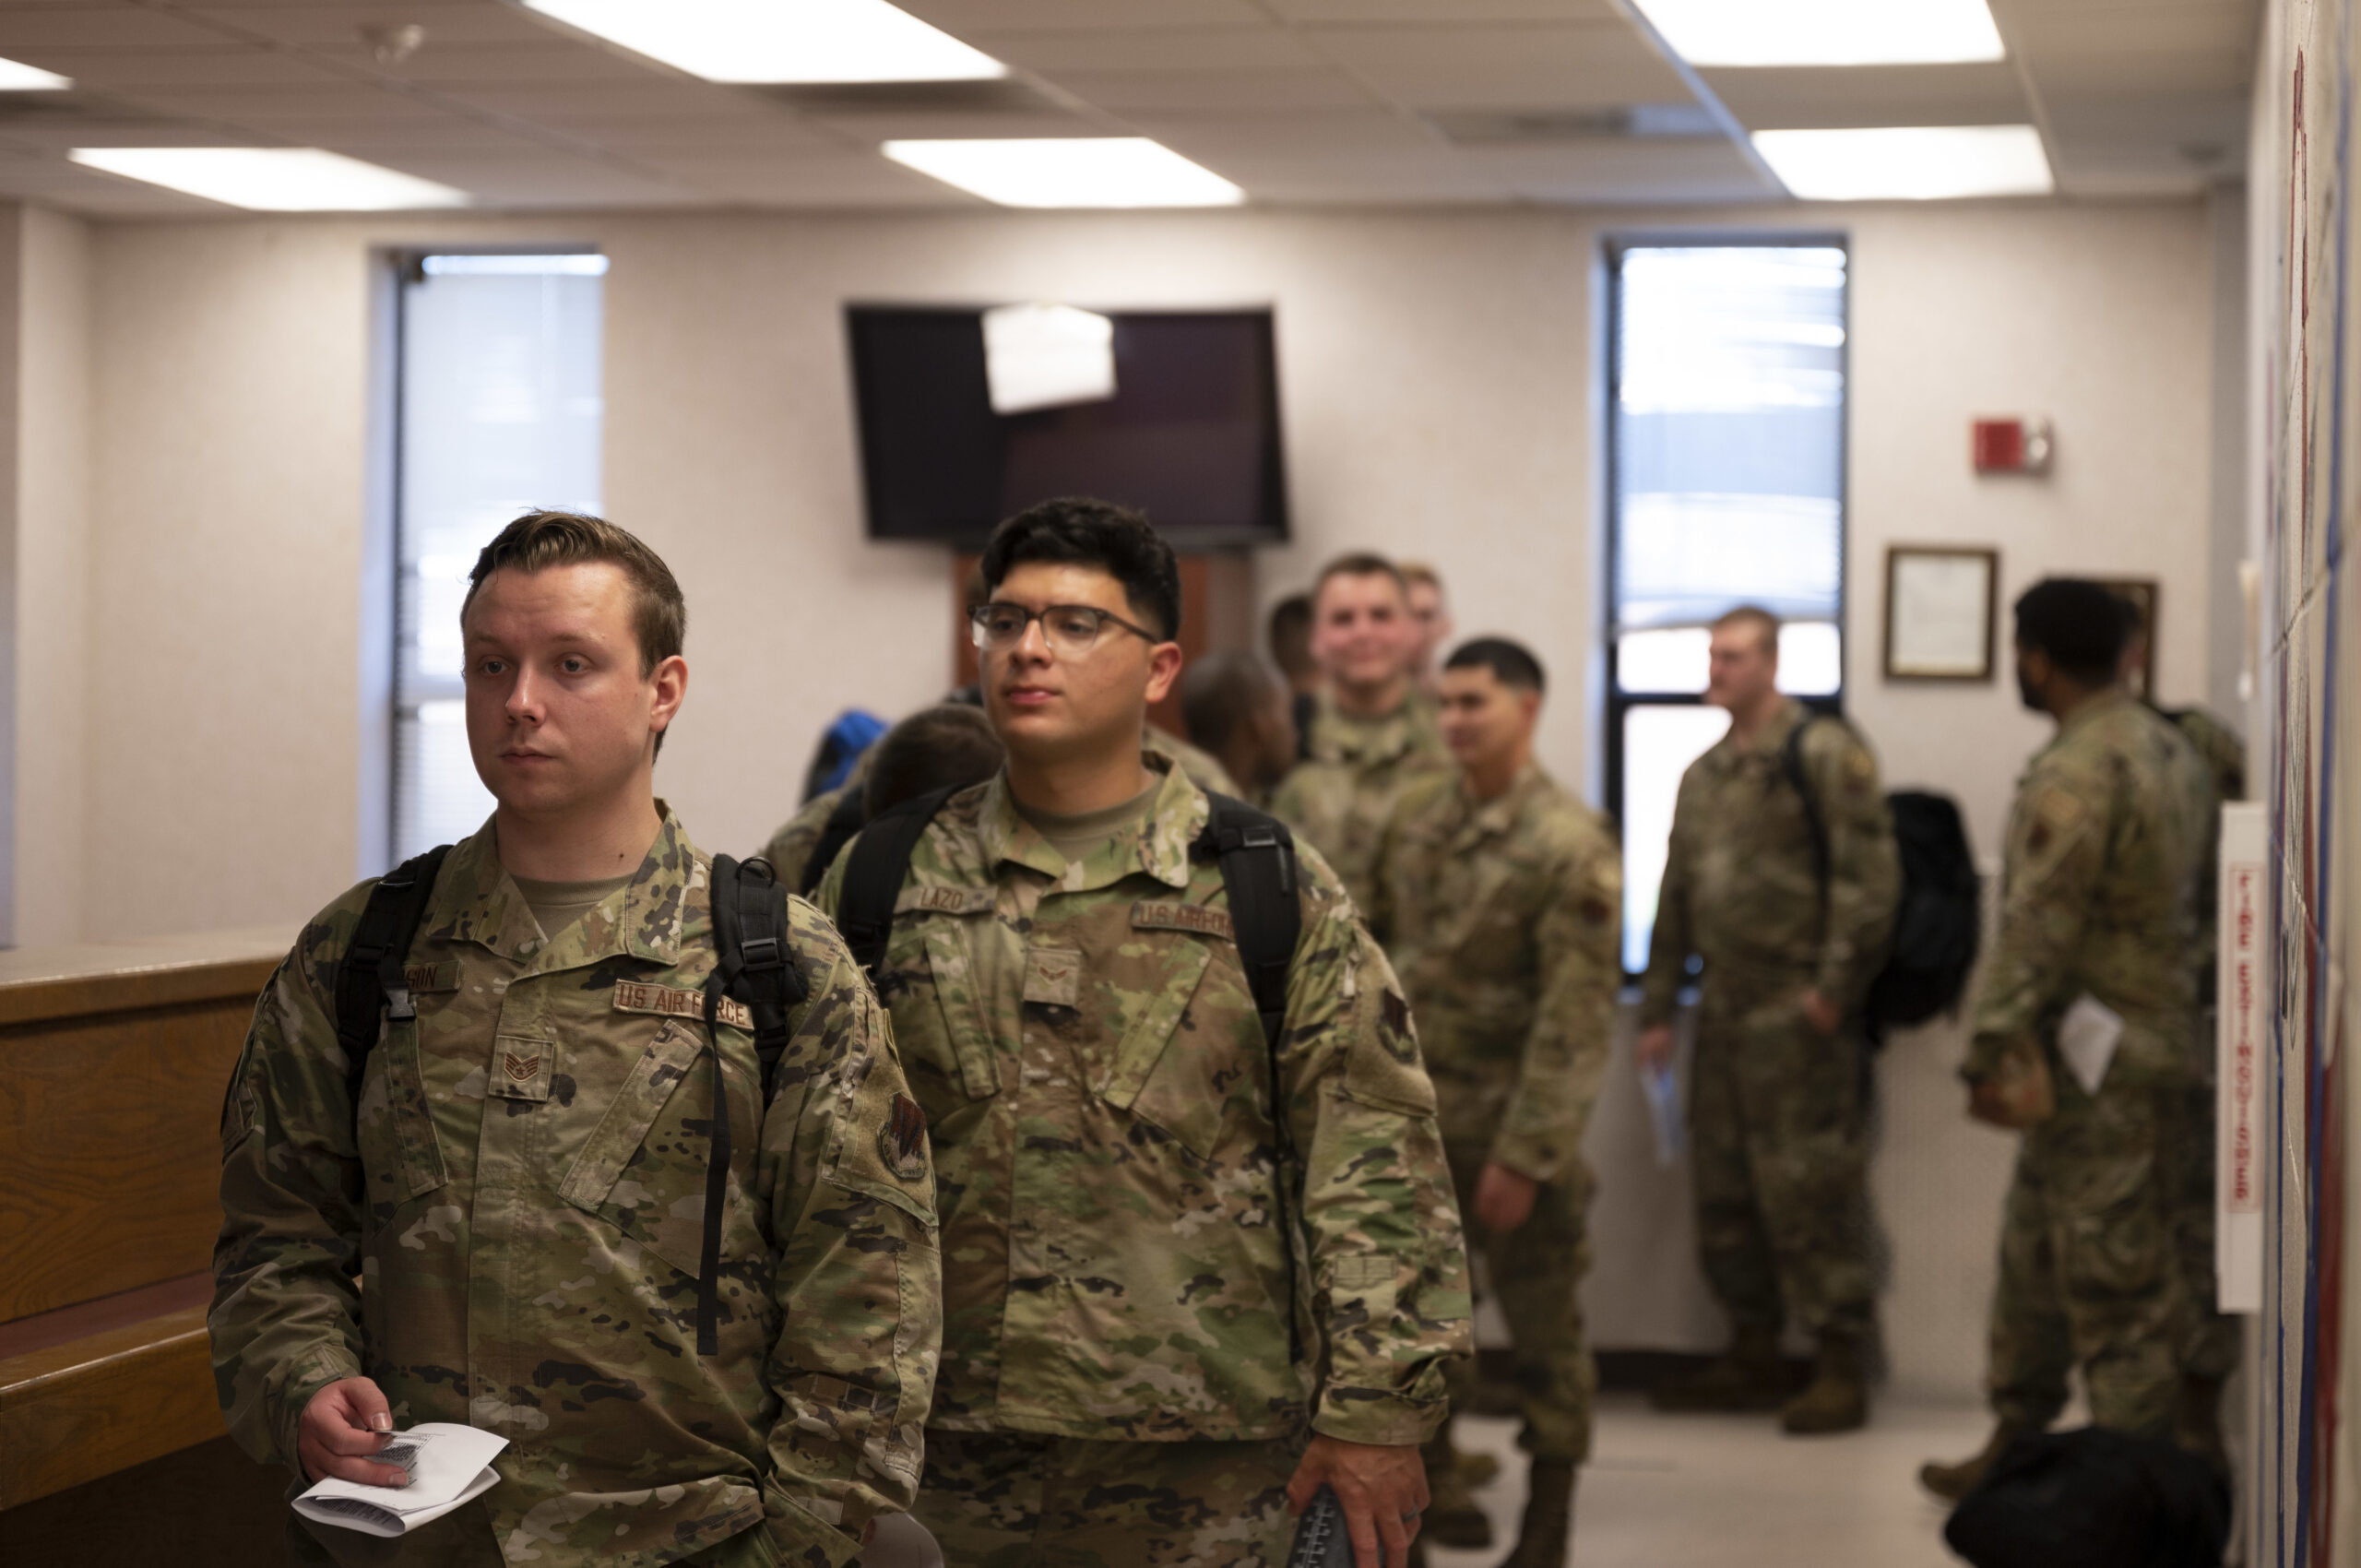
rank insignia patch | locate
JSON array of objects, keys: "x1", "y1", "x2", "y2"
[{"x1": 879, "y1": 1092, "x2": 928, "y2": 1182}]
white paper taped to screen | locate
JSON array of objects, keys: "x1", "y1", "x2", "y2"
[{"x1": 981, "y1": 303, "x2": 1117, "y2": 416}]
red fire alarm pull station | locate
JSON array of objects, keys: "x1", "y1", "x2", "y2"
[{"x1": 1974, "y1": 417, "x2": 2054, "y2": 474}]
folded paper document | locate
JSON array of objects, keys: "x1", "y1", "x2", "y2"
[{"x1": 291, "y1": 1423, "x2": 508, "y2": 1538}]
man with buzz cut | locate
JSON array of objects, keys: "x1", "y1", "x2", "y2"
[
  {"x1": 1370, "y1": 638, "x2": 1622, "y2": 1568},
  {"x1": 818, "y1": 497, "x2": 1471, "y2": 1568},
  {"x1": 1269, "y1": 553, "x2": 1452, "y2": 912},
  {"x1": 1638, "y1": 605, "x2": 1900, "y2": 1436},
  {"x1": 210, "y1": 511, "x2": 941, "y2": 1567}
]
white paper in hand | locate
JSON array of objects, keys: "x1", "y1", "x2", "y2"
[
  {"x1": 1641, "y1": 1060, "x2": 1686, "y2": 1169},
  {"x1": 2057, "y1": 992, "x2": 2126, "y2": 1097},
  {"x1": 292, "y1": 1423, "x2": 508, "y2": 1538}
]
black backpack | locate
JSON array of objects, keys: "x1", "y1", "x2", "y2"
[
  {"x1": 1781, "y1": 717, "x2": 1981, "y2": 1044},
  {"x1": 833, "y1": 786, "x2": 1307, "y2": 1357},
  {"x1": 333, "y1": 847, "x2": 809, "y2": 1357},
  {"x1": 1944, "y1": 1427, "x2": 2229, "y2": 1568}
]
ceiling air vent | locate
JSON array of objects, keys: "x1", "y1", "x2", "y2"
[{"x1": 743, "y1": 77, "x2": 1072, "y2": 116}]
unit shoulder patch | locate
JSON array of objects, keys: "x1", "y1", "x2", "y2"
[
  {"x1": 612, "y1": 980, "x2": 752, "y2": 1031},
  {"x1": 1131, "y1": 900, "x2": 1236, "y2": 942},
  {"x1": 879, "y1": 1092, "x2": 929, "y2": 1182}
]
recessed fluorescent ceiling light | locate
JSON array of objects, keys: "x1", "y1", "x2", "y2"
[
  {"x1": 67, "y1": 148, "x2": 469, "y2": 210},
  {"x1": 1634, "y1": 0, "x2": 2003, "y2": 66},
  {"x1": 884, "y1": 138, "x2": 1242, "y2": 208},
  {"x1": 1754, "y1": 125, "x2": 2051, "y2": 200},
  {"x1": 0, "y1": 56, "x2": 71, "y2": 90},
  {"x1": 521, "y1": 0, "x2": 1002, "y2": 83}
]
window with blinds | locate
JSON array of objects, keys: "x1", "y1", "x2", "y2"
[
  {"x1": 392, "y1": 253, "x2": 606, "y2": 863},
  {"x1": 1607, "y1": 241, "x2": 1848, "y2": 974}
]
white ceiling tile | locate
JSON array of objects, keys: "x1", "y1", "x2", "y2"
[
  {"x1": 2027, "y1": 48, "x2": 2248, "y2": 95},
  {"x1": 1130, "y1": 107, "x2": 1443, "y2": 159},
  {"x1": 1307, "y1": 23, "x2": 1689, "y2": 109},
  {"x1": 521, "y1": 113, "x2": 838, "y2": 152},
  {"x1": 358, "y1": 145, "x2": 696, "y2": 205},
  {"x1": 0, "y1": 6, "x2": 229, "y2": 51},
  {"x1": 23, "y1": 46, "x2": 346, "y2": 88},
  {"x1": 306, "y1": 40, "x2": 668, "y2": 86},
  {"x1": 986, "y1": 28, "x2": 1319, "y2": 74},
  {"x1": 1703, "y1": 62, "x2": 2028, "y2": 129},
  {"x1": 434, "y1": 77, "x2": 754, "y2": 118},
  {"x1": 184, "y1": 5, "x2": 564, "y2": 48},
  {"x1": 799, "y1": 107, "x2": 1094, "y2": 138},
  {"x1": 897, "y1": 0, "x2": 1272, "y2": 32},
  {"x1": 1267, "y1": 0, "x2": 1620, "y2": 18},
  {"x1": 106, "y1": 82, "x2": 451, "y2": 120},
  {"x1": 660, "y1": 148, "x2": 978, "y2": 206},
  {"x1": 1050, "y1": 66, "x2": 1376, "y2": 113},
  {"x1": 1472, "y1": 134, "x2": 1771, "y2": 203}
]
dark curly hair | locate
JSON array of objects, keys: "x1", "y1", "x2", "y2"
[{"x1": 979, "y1": 497, "x2": 1181, "y2": 642}]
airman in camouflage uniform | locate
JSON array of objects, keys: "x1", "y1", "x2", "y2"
[
  {"x1": 1370, "y1": 637, "x2": 1622, "y2": 1568},
  {"x1": 824, "y1": 502, "x2": 1469, "y2": 1568},
  {"x1": 212, "y1": 512, "x2": 941, "y2": 1567},
  {"x1": 1268, "y1": 554, "x2": 1452, "y2": 913},
  {"x1": 1924, "y1": 580, "x2": 2203, "y2": 1499},
  {"x1": 1640, "y1": 612, "x2": 1899, "y2": 1434}
]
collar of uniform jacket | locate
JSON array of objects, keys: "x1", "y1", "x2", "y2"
[
  {"x1": 1711, "y1": 695, "x2": 1808, "y2": 766},
  {"x1": 1453, "y1": 761, "x2": 1549, "y2": 845},
  {"x1": 1308, "y1": 691, "x2": 1437, "y2": 767},
  {"x1": 2051, "y1": 685, "x2": 2136, "y2": 746},
  {"x1": 974, "y1": 754, "x2": 1204, "y2": 894},
  {"x1": 433, "y1": 803, "x2": 697, "y2": 967}
]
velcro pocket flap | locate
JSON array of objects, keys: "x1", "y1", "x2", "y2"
[{"x1": 557, "y1": 1023, "x2": 707, "y2": 1277}]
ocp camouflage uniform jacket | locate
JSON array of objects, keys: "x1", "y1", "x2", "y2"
[
  {"x1": 1965, "y1": 691, "x2": 2201, "y2": 1086},
  {"x1": 211, "y1": 810, "x2": 941, "y2": 1567},
  {"x1": 1370, "y1": 765, "x2": 1623, "y2": 1182},
  {"x1": 1268, "y1": 693, "x2": 1452, "y2": 912},
  {"x1": 816, "y1": 755, "x2": 1471, "y2": 1448},
  {"x1": 1641, "y1": 698, "x2": 1901, "y2": 1025}
]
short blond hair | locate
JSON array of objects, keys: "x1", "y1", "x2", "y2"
[{"x1": 1398, "y1": 562, "x2": 1442, "y2": 592}]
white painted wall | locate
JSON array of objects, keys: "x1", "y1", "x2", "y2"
[
  {"x1": 42, "y1": 196, "x2": 2220, "y2": 1398},
  {"x1": 16, "y1": 207, "x2": 90, "y2": 948}
]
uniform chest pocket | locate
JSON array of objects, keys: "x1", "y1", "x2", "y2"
[
  {"x1": 555, "y1": 1022, "x2": 718, "y2": 1279},
  {"x1": 355, "y1": 1018, "x2": 448, "y2": 1206},
  {"x1": 895, "y1": 911, "x2": 1004, "y2": 1121},
  {"x1": 1092, "y1": 932, "x2": 1260, "y2": 1164}
]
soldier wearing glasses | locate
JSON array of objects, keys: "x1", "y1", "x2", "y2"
[{"x1": 817, "y1": 499, "x2": 1470, "y2": 1568}]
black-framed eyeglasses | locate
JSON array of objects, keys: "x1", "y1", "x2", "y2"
[{"x1": 968, "y1": 601, "x2": 1162, "y2": 657}]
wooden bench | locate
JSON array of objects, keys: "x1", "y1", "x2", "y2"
[{"x1": 0, "y1": 931, "x2": 290, "y2": 1535}]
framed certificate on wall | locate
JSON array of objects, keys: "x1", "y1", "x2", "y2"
[{"x1": 1884, "y1": 545, "x2": 1999, "y2": 681}]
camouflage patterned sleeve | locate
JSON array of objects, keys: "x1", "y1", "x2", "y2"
[
  {"x1": 1964, "y1": 756, "x2": 2106, "y2": 1083},
  {"x1": 1489, "y1": 828, "x2": 1623, "y2": 1182},
  {"x1": 1283, "y1": 846, "x2": 1473, "y2": 1449},
  {"x1": 761, "y1": 787, "x2": 847, "y2": 898},
  {"x1": 1639, "y1": 774, "x2": 1698, "y2": 1027},
  {"x1": 210, "y1": 891, "x2": 374, "y2": 1473},
  {"x1": 1808, "y1": 725, "x2": 1902, "y2": 1011},
  {"x1": 757, "y1": 905, "x2": 942, "y2": 1561}
]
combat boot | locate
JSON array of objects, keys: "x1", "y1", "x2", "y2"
[
  {"x1": 1649, "y1": 1324, "x2": 1789, "y2": 1412},
  {"x1": 1418, "y1": 1431, "x2": 1492, "y2": 1549},
  {"x1": 1497, "y1": 1458, "x2": 1577, "y2": 1568},
  {"x1": 1918, "y1": 1420, "x2": 2038, "y2": 1502},
  {"x1": 1780, "y1": 1329, "x2": 1868, "y2": 1434}
]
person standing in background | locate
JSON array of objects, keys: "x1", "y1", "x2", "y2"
[
  {"x1": 1179, "y1": 648, "x2": 1300, "y2": 805},
  {"x1": 1638, "y1": 606, "x2": 1900, "y2": 1436},
  {"x1": 1370, "y1": 638, "x2": 1620, "y2": 1568},
  {"x1": 1268, "y1": 554, "x2": 1452, "y2": 912},
  {"x1": 1268, "y1": 590, "x2": 1323, "y2": 763},
  {"x1": 1921, "y1": 579, "x2": 2205, "y2": 1501},
  {"x1": 1398, "y1": 564, "x2": 1454, "y2": 699}
]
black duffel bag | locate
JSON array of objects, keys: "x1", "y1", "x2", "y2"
[{"x1": 1944, "y1": 1427, "x2": 2230, "y2": 1568}]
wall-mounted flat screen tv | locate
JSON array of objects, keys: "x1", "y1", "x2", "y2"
[{"x1": 846, "y1": 305, "x2": 1289, "y2": 548}]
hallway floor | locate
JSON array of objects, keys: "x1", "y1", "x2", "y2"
[{"x1": 1432, "y1": 1393, "x2": 1991, "y2": 1567}]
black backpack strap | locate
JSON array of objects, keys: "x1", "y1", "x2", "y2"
[
  {"x1": 335, "y1": 844, "x2": 453, "y2": 1108},
  {"x1": 1191, "y1": 791, "x2": 1305, "y2": 1361},
  {"x1": 796, "y1": 787, "x2": 872, "y2": 898},
  {"x1": 837, "y1": 786, "x2": 959, "y2": 982},
  {"x1": 1778, "y1": 715, "x2": 1833, "y2": 921},
  {"x1": 694, "y1": 853, "x2": 813, "y2": 1358}
]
